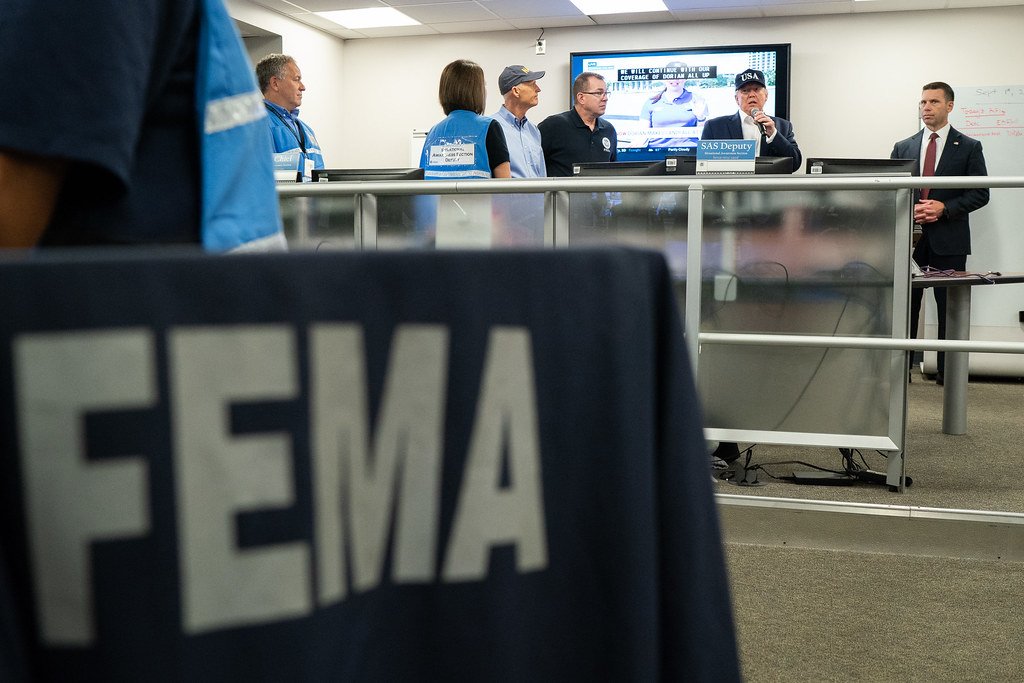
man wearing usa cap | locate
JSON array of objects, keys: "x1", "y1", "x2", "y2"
[
  {"x1": 491, "y1": 65, "x2": 547, "y2": 178},
  {"x1": 704, "y1": 67, "x2": 801, "y2": 467},
  {"x1": 701, "y1": 68, "x2": 801, "y2": 172}
]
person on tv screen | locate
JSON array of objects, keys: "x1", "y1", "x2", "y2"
[
  {"x1": 257, "y1": 54, "x2": 326, "y2": 183},
  {"x1": 891, "y1": 81, "x2": 989, "y2": 385},
  {"x1": 491, "y1": 65, "x2": 547, "y2": 178},
  {"x1": 701, "y1": 68, "x2": 801, "y2": 171},
  {"x1": 538, "y1": 72, "x2": 618, "y2": 177},
  {"x1": 420, "y1": 59, "x2": 510, "y2": 180},
  {"x1": 638, "y1": 61, "x2": 709, "y2": 150}
]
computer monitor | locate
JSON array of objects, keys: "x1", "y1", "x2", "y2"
[
  {"x1": 573, "y1": 161, "x2": 667, "y2": 176},
  {"x1": 312, "y1": 167, "x2": 425, "y2": 182},
  {"x1": 805, "y1": 158, "x2": 916, "y2": 175},
  {"x1": 665, "y1": 155, "x2": 698, "y2": 175},
  {"x1": 664, "y1": 155, "x2": 793, "y2": 175},
  {"x1": 754, "y1": 156, "x2": 795, "y2": 175}
]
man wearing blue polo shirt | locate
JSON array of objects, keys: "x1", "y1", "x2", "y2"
[{"x1": 491, "y1": 65, "x2": 547, "y2": 178}]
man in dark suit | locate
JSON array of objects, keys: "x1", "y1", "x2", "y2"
[
  {"x1": 891, "y1": 81, "x2": 989, "y2": 384},
  {"x1": 704, "y1": 68, "x2": 802, "y2": 465},
  {"x1": 701, "y1": 68, "x2": 801, "y2": 172}
]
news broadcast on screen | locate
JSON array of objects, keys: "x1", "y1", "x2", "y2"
[{"x1": 569, "y1": 44, "x2": 791, "y2": 161}]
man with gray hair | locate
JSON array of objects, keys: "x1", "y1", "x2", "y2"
[
  {"x1": 257, "y1": 54, "x2": 324, "y2": 182},
  {"x1": 491, "y1": 65, "x2": 546, "y2": 178}
]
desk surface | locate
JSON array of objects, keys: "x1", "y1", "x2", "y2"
[{"x1": 912, "y1": 271, "x2": 1024, "y2": 288}]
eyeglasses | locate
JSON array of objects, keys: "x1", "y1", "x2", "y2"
[{"x1": 580, "y1": 90, "x2": 608, "y2": 98}]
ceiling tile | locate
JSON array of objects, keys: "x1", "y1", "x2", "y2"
[
  {"x1": 431, "y1": 18, "x2": 521, "y2": 32},
  {"x1": 399, "y1": 2, "x2": 498, "y2": 22},
  {"x1": 589, "y1": 11, "x2": 676, "y2": 23},
  {"x1": 761, "y1": 1, "x2": 850, "y2": 16},
  {"x1": 286, "y1": 0, "x2": 387, "y2": 11},
  {"x1": 505, "y1": 16, "x2": 598, "y2": 28},
  {"x1": 668, "y1": 6, "x2": 764, "y2": 18},
  {"x1": 478, "y1": 0, "x2": 587, "y2": 19},
  {"x1": 354, "y1": 23, "x2": 442, "y2": 36},
  {"x1": 662, "y1": 0, "x2": 770, "y2": 7},
  {"x1": 322, "y1": 25, "x2": 373, "y2": 37},
  {"x1": 247, "y1": 0, "x2": 314, "y2": 14},
  {"x1": 384, "y1": 0, "x2": 485, "y2": 5},
  {"x1": 852, "y1": 0, "x2": 946, "y2": 11},
  {"x1": 757, "y1": 0, "x2": 848, "y2": 6},
  {"x1": 286, "y1": 11, "x2": 353, "y2": 29},
  {"x1": 238, "y1": 0, "x2": 1024, "y2": 40}
]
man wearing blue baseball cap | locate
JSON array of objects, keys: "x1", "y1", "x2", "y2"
[
  {"x1": 701, "y1": 68, "x2": 801, "y2": 172},
  {"x1": 491, "y1": 65, "x2": 547, "y2": 178},
  {"x1": 704, "y1": 68, "x2": 801, "y2": 468}
]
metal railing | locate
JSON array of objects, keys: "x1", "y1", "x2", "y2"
[{"x1": 278, "y1": 174, "x2": 1024, "y2": 365}]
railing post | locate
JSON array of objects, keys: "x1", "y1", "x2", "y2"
[{"x1": 685, "y1": 183, "x2": 705, "y2": 373}]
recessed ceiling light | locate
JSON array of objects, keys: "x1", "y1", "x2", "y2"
[
  {"x1": 570, "y1": 0, "x2": 668, "y2": 13},
  {"x1": 315, "y1": 8, "x2": 420, "y2": 29}
]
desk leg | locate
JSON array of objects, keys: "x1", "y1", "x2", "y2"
[{"x1": 942, "y1": 287, "x2": 971, "y2": 435}]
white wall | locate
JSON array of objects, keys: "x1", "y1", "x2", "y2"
[
  {"x1": 227, "y1": 0, "x2": 346, "y2": 165},
  {"x1": 336, "y1": 6, "x2": 1024, "y2": 168}
]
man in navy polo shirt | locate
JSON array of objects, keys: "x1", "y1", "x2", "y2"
[{"x1": 538, "y1": 72, "x2": 618, "y2": 177}]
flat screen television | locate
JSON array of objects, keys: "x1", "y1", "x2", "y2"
[
  {"x1": 313, "y1": 168, "x2": 425, "y2": 182},
  {"x1": 805, "y1": 158, "x2": 917, "y2": 175},
  {"x1": 569, "y1": 43, "x2": 792, "y2": 162}
]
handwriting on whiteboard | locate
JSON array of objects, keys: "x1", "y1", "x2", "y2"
[{"x1": 958, "y1": 91, "x2": 1023, "y2": 137}]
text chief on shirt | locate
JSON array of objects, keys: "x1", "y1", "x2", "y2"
[
  {"x1": 891, "y1": 81, "x2": 989, "y2": 384},
  {"x1": 701, "y1": 68, "x2": 801, "y2": 171},
  {"x1": 257, "y1": 54, "x2": 325, "y2": 183}
]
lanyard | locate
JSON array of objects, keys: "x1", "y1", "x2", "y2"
[{"x1": 266, "y1": 104, "x2": 306, "y2": 153}]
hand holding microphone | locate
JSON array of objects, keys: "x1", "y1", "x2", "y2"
[{"x1": 749, "y1": 108, "x2": 771, "y2": 137}]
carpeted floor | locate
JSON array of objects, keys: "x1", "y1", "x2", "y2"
[
  {"x1": 725, "y1": 543, "x2": 1024, "y2": 682},
  {"x1": 713, "y1": 371, "x2": 1024, "y2": 513},
  {"x1": 718, "y1": 372, "x2": 1024, "y2": 681}
]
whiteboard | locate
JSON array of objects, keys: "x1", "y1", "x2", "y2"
[{"x1": 929, "y1": 85, "x2": 1024, "y2": 374}]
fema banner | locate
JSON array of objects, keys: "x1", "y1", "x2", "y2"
[{"x1": 0, "y1": 248, "x2": 738, "y2": 681}]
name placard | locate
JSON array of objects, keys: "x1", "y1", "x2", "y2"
[{"x1": 697, "y1": 139, "x2": 756, "y2": 175}]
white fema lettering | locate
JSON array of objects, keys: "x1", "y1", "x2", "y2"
[{"x1": 14, "y1": 323, "x2": 548, "y2": 644}]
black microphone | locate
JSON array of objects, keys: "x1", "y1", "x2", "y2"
[{"x1": 750, "y1": 108, "x2": 767, "y2": 136}]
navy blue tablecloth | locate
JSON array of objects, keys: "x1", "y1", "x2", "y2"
[{"x1": 0, "y1": 248, "x2": 738, "y2": 681}]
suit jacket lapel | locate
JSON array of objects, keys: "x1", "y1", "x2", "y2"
[
  {"x1": 935, "y1": 127, "x2": 961, "y2": 176},
  {"x1": 908, "y1": 129, "x2": 924, "y2": 162},
  {"x1": 729, "y1": 112, "x2": 744, "y2": 139}
]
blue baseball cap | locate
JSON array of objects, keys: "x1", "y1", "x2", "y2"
[{"x1": 735, "y1": 68, "x2": 766, "y2": 89}]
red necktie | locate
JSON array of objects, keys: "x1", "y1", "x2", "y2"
[{"x1": 921, "y1": 132, "x2": 938, "y2": 200}]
